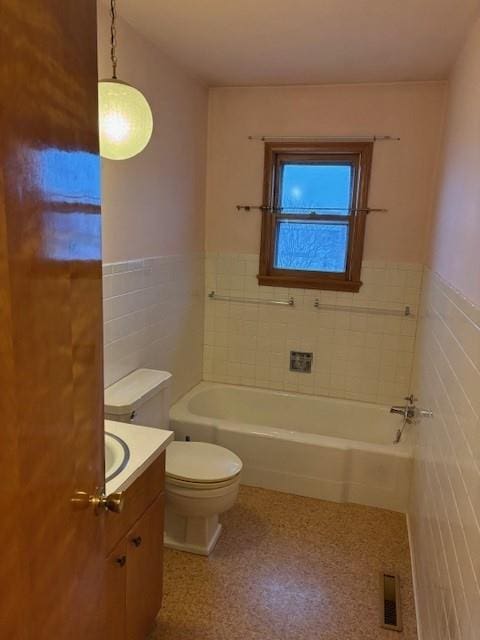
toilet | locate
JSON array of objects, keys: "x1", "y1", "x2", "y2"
[{"x1": 105, "y1": 369, "x2": 243, "y2": 556}]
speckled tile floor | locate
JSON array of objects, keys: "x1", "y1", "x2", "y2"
[{"x1": 152, "y1": 486, "x2": 418, "y2": 640}]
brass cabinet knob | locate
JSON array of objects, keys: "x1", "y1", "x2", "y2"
[{"x1": 131, "y1": 536, "x2": 142, "y2": 548}]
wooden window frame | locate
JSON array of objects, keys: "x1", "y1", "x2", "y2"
[{"x1": 258, "y1": 141, "x2": 373, "y2": 292}]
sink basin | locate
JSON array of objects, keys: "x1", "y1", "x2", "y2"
[{"x1": 105, "y1": 432, "x2": 130, "y2": 482}]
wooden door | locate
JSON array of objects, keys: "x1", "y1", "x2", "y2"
[
  {"x1": 126, "y1": 495, "x2": 165, "y2": 640},
  {"x1": 0, "y1": 2, "x2": 106, "y2": 639}
]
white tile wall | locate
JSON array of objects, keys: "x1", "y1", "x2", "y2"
[
  {"x1": 409, "y1": 270, "x2": 480, "y2": 640},
  {"x1": 103, "y1": 254, "x2": 204, "y2": 402},
  {"x1": 204, "y1": 253, "x2": 423, "y2": 405}
]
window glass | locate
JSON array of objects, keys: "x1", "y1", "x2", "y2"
[
  {"x1": 280, "y1": 163, "x2": 352, "y2": 215},
  {"x1": 274, "y1": 220, "x2": 349, "y2": 272}
]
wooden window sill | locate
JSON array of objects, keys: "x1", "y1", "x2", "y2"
[{"x1": 257, "y1": 274, "x2": 363, "y2": 292}]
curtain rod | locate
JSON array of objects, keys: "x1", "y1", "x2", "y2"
[
  {"x1": 248, "y1": 135, "x2": 400, "y2": 142},
  {"x1": 236, "y1": 205, "x2": 388, "y2": 214}
]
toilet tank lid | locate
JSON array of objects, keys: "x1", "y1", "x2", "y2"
[{"x1": 104, "y1": 369, "x2": 172, "y2": 415}]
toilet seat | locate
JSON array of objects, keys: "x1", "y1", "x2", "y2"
[
  {"x1": 166, "y1": 441, "x2": 242, "y2": 485},
  {"x1": 166, "y1": 474, "x2": 240, "y2": 491}
]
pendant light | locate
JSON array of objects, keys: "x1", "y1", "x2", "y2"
[{"x1": 98, "y1": 0, "x2": 153, "y2": 160}]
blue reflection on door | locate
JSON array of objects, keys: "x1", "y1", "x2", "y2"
[{"x1": 33, "y1": 148, "x2": 101, "y2": 261}]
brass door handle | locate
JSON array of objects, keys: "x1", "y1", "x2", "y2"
[
  {"x1": 71, "y1": 489, "x2": 125, "y2": 514},
  {"x1": 90, "y1": 491, "x2": 125, "y2": 514}
]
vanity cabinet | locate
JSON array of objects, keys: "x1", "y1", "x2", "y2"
[
  {"x1": 126, "y1": 495, "x2": 164, "y2": 640},
  {"x1": 106, "y1": 452, "x2": 166, "y2": 640},
  {"x1": 106, "y1": 539, "x2": 127, "y2": 640}
]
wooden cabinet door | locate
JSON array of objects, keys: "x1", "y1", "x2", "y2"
[
  {"x1": 0, "y1": 2, "x2": 106, "y2": 639},
  {"x1": 126, "y1": 495, "x2": 165, "y2": 640},
  {"x1": 106, "y1": 539, "x2": 128, "y2": 640}
]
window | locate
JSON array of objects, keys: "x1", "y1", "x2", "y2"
[{"x1": 258, "y1": 141, "x2": 373, "y2": 291}]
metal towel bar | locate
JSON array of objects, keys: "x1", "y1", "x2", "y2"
[
  {"x1": 208, "y1": 291, "x2": 294, "y2": 307},
  {"x1": 207, "y1": 292, "x2": 411, "y2": 315},
  {"x1": 314, "y1": 299, "x2": 413, "y2": 317}
]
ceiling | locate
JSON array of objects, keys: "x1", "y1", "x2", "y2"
[{"x1": 118, "y1": 0, "x2": 480, "y2": 86}]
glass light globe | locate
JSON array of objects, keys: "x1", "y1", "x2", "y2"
[{"x1": 98, "y1": 79, "x2": 153, "y2": 160}]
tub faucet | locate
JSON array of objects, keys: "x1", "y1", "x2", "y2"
[
  {"x1": 390, "y1": 395, "x2": 417, "y2": 423},
  {"x1": 391, "y1": 396, "x2": 433, "y2": 444}
]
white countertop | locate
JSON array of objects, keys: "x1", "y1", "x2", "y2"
[{"x1": 105, "y1": 420, "x2": 174, "y2": 494}]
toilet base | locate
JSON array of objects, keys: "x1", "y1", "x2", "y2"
[{"x1": 164, "y1": 509, "x2": 222, "y2": 556}]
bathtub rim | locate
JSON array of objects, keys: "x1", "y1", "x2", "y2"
[{"x1": 170, "y1": 381, "x2": 413, "y2": 458}]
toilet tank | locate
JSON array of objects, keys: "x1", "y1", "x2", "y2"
[{"x1": 104, "y1": 369, "x2": 172, "y2": 428}]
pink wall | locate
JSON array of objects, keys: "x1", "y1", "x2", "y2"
[
  {"x1": 98, "y1": 4, "x2": 208, "y2": 263},
  {"x1": 205, "y1": 82, "x2": 446, "y2": 263},
  {"x1": 409, "y1": 17, "x2": 480, "y2": 639},
  {"x1": 427, "y1": 17, "x2": 480, "y2": 305}
]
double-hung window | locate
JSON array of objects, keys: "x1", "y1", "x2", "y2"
[{"x1": 258, "y1": 142, "x2": 373, "y2": 291}]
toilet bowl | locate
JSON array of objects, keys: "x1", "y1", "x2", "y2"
[
  {"x1": 104, "y1": 369, "x2": 243, "y2": 556},
  {"x1": 164, "y1": 441, "x2": 242, "y2": 555}
]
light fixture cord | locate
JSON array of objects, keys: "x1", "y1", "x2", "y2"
[{"x1": 110, "y1": 0, "x2": 118, "y2": 79}]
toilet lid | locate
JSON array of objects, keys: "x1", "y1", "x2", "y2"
[{"x1": 166, "y1": 442, "x2": 243, "y2": 483}]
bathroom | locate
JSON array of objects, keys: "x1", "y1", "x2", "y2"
[{"x1": 1, "y1": 1, "x2": 479, "y2": 639}]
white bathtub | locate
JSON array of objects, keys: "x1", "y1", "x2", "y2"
[{"x1": 170, "y1": 382, "x2": 412, "y2": 512}]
